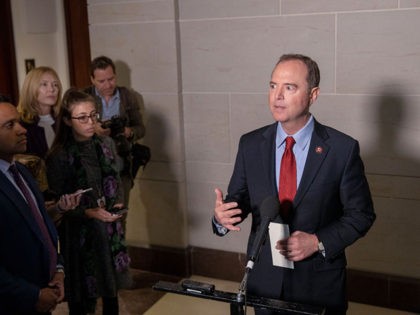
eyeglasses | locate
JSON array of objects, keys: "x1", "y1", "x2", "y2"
[{"x1": 71, "y1": 112, "x2": 100, "y2": 124}]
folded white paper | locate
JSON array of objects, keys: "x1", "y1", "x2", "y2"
[{"x1": 268, "y1": 222, "x2": 294, "y2": 269}]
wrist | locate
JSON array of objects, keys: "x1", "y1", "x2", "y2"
[
  {"x1": 313, "y1": 234, "x2": 319, "y2": 252},
  {"x1": 212, "y1": 216, "x2": 228, "y2": 235},
  {"x1": 314, "y1": 234, "x2": 326, "y2": 257},
  {"x1": 313, "y1": 234, "x2": 326, "y2": 256},
  {"x1": 84, "y1": 208, "x2": 94, "y2": 218},
  {"x1": 55, "y1": 267, "x2": 65, "y2": 279}
]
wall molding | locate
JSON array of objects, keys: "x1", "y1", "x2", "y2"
[
  {"x1": 63, "y1": 0, "x2": 91, "y2": 88},
  {"x1": 0, "y1": 0, "x2": 19, "y2": 103},
  {"x1": 128, "y1": 245, "x2": 419, "y2": 313}
]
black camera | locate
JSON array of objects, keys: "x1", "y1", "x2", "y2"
[
  {"x1": 101, "y1": 115, "x2": 126, "y2": 138},
  {"x1": 100, "y1": 115, "x2": 151, "y2": 177},
  {"x1": 101, "y1": 116, "x2": 131, "y2": 156}
]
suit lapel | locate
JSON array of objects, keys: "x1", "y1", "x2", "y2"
[
  {"x1": 16, "y1": 163, "x2": 57, "y2": 244},
  {"x1": 17, "y1": 163, "x2": 45, "y2": 212},
  {"x1": 0, "y1": 165, "x2": 53, "y2": 245},
  {"x1": 294, "y1": 121, "x2": 330, "y2": 207},
  {"x1": 260, "y1": 123, "x2": 278, "y2": 194}
]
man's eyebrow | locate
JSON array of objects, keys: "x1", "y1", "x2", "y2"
[{"x1": 269, "y1": 81, "x2": 298, "y2": 87}]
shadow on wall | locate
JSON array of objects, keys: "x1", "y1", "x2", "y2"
[
  {"x1": 134, "y1": 108, "x2": 185, "y2": 247},
  {"x1": 115, "y1": 59, "x2": 185, "y2": 247},
  {"x1": 355, "y1": 83, "x2": 420, "y2": 279},
  {"x1": 114, "y1": 60, "x2": 131, "y2": 88},
  {"x1": 114, "y1": 59, "x2": 146, "y2": 116},
  {"x1": 345, "y1": 83, "x2": 420, "y2": 314},
  {"x1": 363, "y1": 84, "x2": 420, "y2": 178}
]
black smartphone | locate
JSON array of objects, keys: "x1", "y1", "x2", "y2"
[
  {"x1": 111, "y1": 207, "x2": 128, "y2": 215},
  {"x1": 223, "y1": 196, "x2": 244, "y2": 222},
  {"x1": 181, "y1": 279, "x2": 215, "y2": 294}
]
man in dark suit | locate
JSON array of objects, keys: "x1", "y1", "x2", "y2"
[
  {"x1": 213, "y1": 54, "x2": 376, "y2": 314},
  {"x1": 0, "y1": 95, "x2": 64, "y2": 314}
]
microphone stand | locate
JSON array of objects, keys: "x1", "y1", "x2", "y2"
[
  {"x1": 234, "y1": 196, "x2": 280, "y2": 315},
  {"x1": 234, "y1": 259, "x2": 255, "y2": 315}
]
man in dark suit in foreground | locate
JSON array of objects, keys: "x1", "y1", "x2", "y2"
[
  {"x1": 0, "y1": 95, "x2": 64, "y2": 314},
  {"x1": 213, "y1": 54, "x2": 376, "y2": 314}
]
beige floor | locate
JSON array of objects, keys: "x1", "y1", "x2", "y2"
[{"x1": 54, "y1": 273, "x2": 417, "y2": 314}]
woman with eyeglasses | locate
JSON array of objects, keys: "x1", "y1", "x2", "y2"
[{"x1": 46, "y1": 88, "x2": 131, "y2": 315}]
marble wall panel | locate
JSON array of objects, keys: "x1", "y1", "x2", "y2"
[
  {"x1": 337, "y1": 10, "x2": 420, "y2": 94},
  {"x1": 347, "y1": 197, "x2": 420, "y2": 278},
  {"x1": 180, "y1": 15, "x2": 335, "y2": 93},
  {"x1": 282, "y1": 0, "x2": 397, "y2": 14},
  {"x1": 368, "y1": 174, "x2": 420, "y2": 201},
  {"x1": 400, "y1": 0, "x2": 420, "y2": 8},
  {"x1": 126, "y1": 179, "x2": 150, "y2": 245},
  {"x1": 135, "y1": 180, "x2": 188, "y2": 247},
  {"x1": 88, "y1": 0, "x2": 174, "y2": 23},
  {"x1": 312, "y1": 95, "x2": 420, "y2": 177},
  {"x1": 179, "y1": 0, "x2": 279, "y2": 20},
  {"x1": 186, "y1": 161, "x2": 234, "y2": 185},
  {"x1": 183, "y1": 94, "x2": 230, "y2": 163},
  {"x1": 141, "y1": 93, "x2": 184, "y2": 163},
  {"x1": 230, "y1": 93, "x2": 274, "y2": 161},
  {"x1": 89, "y1": 22, "x2": 179, "y2": 94}
]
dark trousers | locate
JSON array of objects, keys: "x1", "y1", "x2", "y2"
[{"x1": 68, "y1": 296, "x2": 119, "y2": 315}]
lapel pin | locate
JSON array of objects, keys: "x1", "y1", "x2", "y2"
[{"x1": 315, "y1": 146, "x2": 323, "y2": 154}]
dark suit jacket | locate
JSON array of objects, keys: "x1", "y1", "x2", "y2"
[
  {"x1": 0, "y1": 162, "x2": 59, "y2": 314},
  {"x1": 216, "y1": 119, "x2": 375, "y2": 312},
  {"x1": 20, "y1": 118, "x2": 57, "y2": 159}
]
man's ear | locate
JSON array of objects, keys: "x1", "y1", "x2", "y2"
[{"x1": 309, "y1": 87, "x2": 320, "y2": 105}]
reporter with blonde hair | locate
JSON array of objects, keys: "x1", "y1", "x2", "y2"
[{"x1": 18, "y1": 66, "x2": 62, "y2": 158}]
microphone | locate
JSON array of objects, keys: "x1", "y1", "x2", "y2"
[
  {"x1": 247, "y1": 195, "x2": 280, "y2": 270},
  {"x1": 237, "y1": 196, "x2": 280, "y2": 303}
]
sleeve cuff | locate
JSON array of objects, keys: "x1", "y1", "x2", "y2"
[{"x1": 212, "y1": 216, "x2": 228, "y2": 236}]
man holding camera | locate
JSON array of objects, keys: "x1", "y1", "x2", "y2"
[{"x1": 84, "y1": 56, "x2": 146, "y2": 211}]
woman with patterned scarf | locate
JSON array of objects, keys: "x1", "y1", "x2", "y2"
[{"x1": 46, "y1": 88, "x2": 131, "y2": 315}]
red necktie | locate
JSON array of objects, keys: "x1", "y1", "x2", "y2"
[
  {"x1": 278, "y1": 137, "x2": 296, "y2": 221},
  {"x1": 9, "y1": 164, "x2": 57, "y2": 277}
]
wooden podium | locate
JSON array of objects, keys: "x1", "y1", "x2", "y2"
[{"x1": 153, "y1": 280, "x2": 325, "y2": 315}]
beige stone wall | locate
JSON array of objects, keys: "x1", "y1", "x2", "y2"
[
  {"x1": 11, "y1": 0, "x2": 70, "y2": 90},
  {"x1": 87, "y1": 0, "x2": 420, "y2": 279}
]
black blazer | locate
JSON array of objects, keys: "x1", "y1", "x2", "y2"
[
  {"x1": 217, "y1": 119, "x2": 375, "y2": 311},
  {"x1": 0, "y1": 162, "x2": 59, "y2": 314}
]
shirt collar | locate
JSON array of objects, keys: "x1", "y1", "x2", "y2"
[
  {"x1": 276, "y1": 115, "x2": 314, "y2": 151},
  {"x1": 94, "y1": 87, "x2": 120, "y2": 101},
  {"x1": 0, "y1": 159, "x2": 12, "y2": 175}
]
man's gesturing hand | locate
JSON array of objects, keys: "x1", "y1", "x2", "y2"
[{"x1": 214, "y1": 188, "x2": 242, "y2": 232}]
